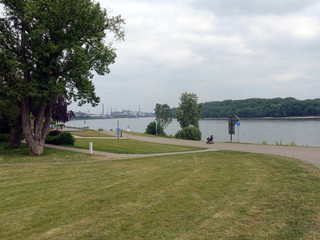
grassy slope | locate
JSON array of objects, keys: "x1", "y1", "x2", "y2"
[{"x1": 0, "y1": 146, "x2": 319, "y2": 239}]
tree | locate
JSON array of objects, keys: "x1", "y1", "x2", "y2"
[
  {"x1": 52, "y1": 95, "x2": 74, "y2": 123},
  {"x1": 176, "y1": 92, "x2": 203, "y2": 128},
  {"x1": 0, "y1": 101, "x2": 23, "y2": 149},
  {"x1": 145, "y1": 121, "x2": 164, "y2": 136},
  {"x1": 0, "y1": 0, "x2": 124, "y2": 155},
  {"x1": 154, "y1": 103, "x2": 172, "y2": 129}
]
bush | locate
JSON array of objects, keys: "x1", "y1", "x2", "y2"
[
  {"x1": 145, "y1": 121, "x2": 165, "y2": 136},
  {"x1": 45, "y1": 132, "x2": 75, "y2": 145},
  {"x1": 49, "y1": 129, "x2": 61, "y2": 136},
  {"x1": 175, "y1": 126, "x2": 202, "y2": 141},
  {"x1": 0, "y1": 134, "x2": 9, "y2": 142}
]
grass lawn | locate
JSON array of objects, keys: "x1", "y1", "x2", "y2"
[
  {"x1": 72, "y1": 138, "x2": 205, "y2": 154},
  {"x1": 0, "y1": 146, "x2": 320, "y2": 239},
  {"x1": 0, "y1": 142, "x2": 103, "y2": 164},
  {"x1": 70, "y1": 130, "x2": 114, "y2": 138},
  {"x1": 123, "y1": 131, "x2": 160, "y2": 138}
]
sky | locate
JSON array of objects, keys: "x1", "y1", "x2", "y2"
[{"x1": 1, "y1": 0, "x2": 320, "y2": 113}]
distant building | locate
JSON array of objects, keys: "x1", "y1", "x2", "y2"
[{"x1": 72, "y1": 107, "x2": 154, "y2": 120}]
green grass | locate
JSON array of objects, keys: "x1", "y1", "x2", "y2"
[
  {"x1": 70, "y1": 130, "x2": 114, "y2": 138},
  {"x1": 125, "y1": 131, "x2": 176, "y2": 138},
  {"x1": 124, "y1": 131, "x2": 159, "y2": 138},
  {"x1": 0, "y1": 147, "x2": 320, "y2": 239},
  {"x1": 0, "y1": 142, "x2": 103, "y2": 164},
  {"x1": 72, "y1": 138, "x2": 205, "y2": 154}
]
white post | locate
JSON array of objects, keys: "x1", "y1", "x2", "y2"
[{"x1": 89, "y1": 142, "x2": 93, "y2": 155}]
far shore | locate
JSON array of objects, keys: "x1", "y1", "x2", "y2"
[
  {"x1": 68, "y1": 116, "x2": 320, "y2": 121},
  {"x1": 203, "y1": 116, "x2": 320, "y2": 120}
]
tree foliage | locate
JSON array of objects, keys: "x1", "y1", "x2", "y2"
[
  {"x1": 0, "y1": 108, "x2": 10, "y2": 134},
  {"x1": 176, "y1": 92, "x2": 203, "y2": 128},
  {"x1": 154, "y1": 103, "x2": 172, "y2": 129},
  {"x1": 0, "y1": 101, "x2": 23, "y2": 148},
  {"x1": 52, "y1": 95, "x2": 74, "y2": 123},
  {"x1": 145, "y1": 121, "x2": 165, "y2": 136},
  {"x1": 175, "y1": 126, "x2": 202, "y2": 141},
  {"x1": 0, "y1": 0, "x2": 124, "y2": 155},
  {"x1": 201, "y1": 98, "x2": 320, "y2": 118}
]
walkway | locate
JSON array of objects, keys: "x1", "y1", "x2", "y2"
[{"x1": 45, "y1": 130, "x2": 320, "y2": 168}]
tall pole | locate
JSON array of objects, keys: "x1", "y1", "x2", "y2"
[{"x1": 117, "y1": 120, "x2": 120, "y2": 139}]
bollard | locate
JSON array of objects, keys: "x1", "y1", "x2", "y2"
[{"x1": 89, "y1": 142, "x2": 93, "y2": 155}]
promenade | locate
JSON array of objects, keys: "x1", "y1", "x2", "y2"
[{"x1": 45, "y1": 130, "x2": 320, "y2": 168}]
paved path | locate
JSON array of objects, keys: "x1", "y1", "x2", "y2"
[
  {"x1": 46, "y1": 131, "x2": 320, "y2": 168},
  {"x1": 104, "y1": 131, "x2": 320, "y2": 167}
]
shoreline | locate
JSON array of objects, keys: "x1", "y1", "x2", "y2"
[
  {"x1": 203, "y1": 116, "x2": 320, "y2": 120},
  {"x1": 69, "y1": 116, "x2": 320, "y2": 121}
]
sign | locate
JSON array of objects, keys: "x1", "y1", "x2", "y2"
[
  {"x1": 228, "y1": 115, "x2": 240, "y2": 142},
  {"x1": 228, "y1": 115, "x2": 239, "y2": 134},
  {"x1": 236, "y1": 122, "x2": 240, "y2": 126}
]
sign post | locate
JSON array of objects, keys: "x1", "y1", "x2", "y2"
[
  {"x1": 228, "y1": 115, "x2": 240, "y2": 142},
  {"x1": 117, "y1": 120, "x2": 120, "y2": 139},
  {"x1": 236, "y1": 121, "x2": 240, "y2": 142}
]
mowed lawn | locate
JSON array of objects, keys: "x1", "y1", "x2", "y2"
[
  {"x1": 72, "y1": 138, "x2": 205, "y2": 154},
  {"x1": 0, "y1": 145, "x2": 320, "y2": 239},
  {"x1": 70, "y1": 131, "x2": 114, "y2": 138}
]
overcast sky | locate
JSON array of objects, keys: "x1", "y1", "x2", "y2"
[{"x1": 2, "y1": 1, "x2": 320, "y2": 113}]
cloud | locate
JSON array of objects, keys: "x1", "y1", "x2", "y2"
[
  {"x1": 2, "y1": 0, "x2": 320, "y2": 113},
  {"x1": 191, "y1": 0, "x2": 319, "y2": 16}
]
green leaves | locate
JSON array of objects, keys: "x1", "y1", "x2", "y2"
[
  {"x1": 155, "y1": 103, "x2": 172, "y2": 129},
  {"x1": 1, "y1": 0, "x2": 124, "y2": 155},
  {"x1": 1, "y1": 0, "x2": 125, "y2": 106},
  {"x1": 176, "y1": 92, "x2": 203, "y2": 129}
]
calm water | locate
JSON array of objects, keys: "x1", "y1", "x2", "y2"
[{"x1": 66, "y1": 117, "x2": 320, "y2": 147}]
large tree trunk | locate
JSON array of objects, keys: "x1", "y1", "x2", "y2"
[
  {"x1": 21, "y1": 98, "x2": 52, "y2": 156},
  {"x1": 8, "y1": 117, "x2": 23, "y2": 149}
]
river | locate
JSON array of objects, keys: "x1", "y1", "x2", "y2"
[{"x1": 66, "y1": 117, "x2": 320, "y2": 147}]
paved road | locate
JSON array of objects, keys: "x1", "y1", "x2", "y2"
[
  {"x1": 46, "y1": 131, "x2": 320, "y2": 168},
  {"x1": 103, "y1": 130, "x2": 320, "y2": 167}
]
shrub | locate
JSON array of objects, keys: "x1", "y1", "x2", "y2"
[
  {"x1": 145, "y1": 121, "x2": 165, "y2": 136},
  {"x1": 49, "y1": 129, "x2": 61, "y2": 136},
  {"x1": 46, "y1": 132, "x2": 75, "y2": 145},
  {"x1": 0, "y1": 134, "x2": 9, "y2": 142},
  {"x1": 175, "y1": 126, "x2": 201, "y2": 141}
]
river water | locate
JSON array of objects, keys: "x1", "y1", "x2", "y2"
[{"x1": 66, "y1": 117, "x2": 320, "y2": 147}]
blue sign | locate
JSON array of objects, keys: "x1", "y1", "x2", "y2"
[{"x1": 236, "y1": 122, "x2": 240, "y2": 126}]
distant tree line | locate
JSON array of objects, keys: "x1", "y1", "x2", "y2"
[{"x1": 170, "y1": 98, "x2": 320, "y2": 118}]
